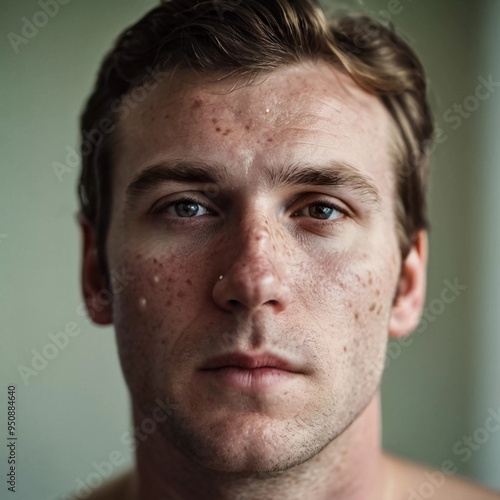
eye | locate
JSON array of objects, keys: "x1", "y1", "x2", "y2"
[
  {"x1": 292, "y1": 200, "x2": 347, "y2": 221},
  {"x1": 154, "y1": 196, "x2": 212, "y2": 218}
]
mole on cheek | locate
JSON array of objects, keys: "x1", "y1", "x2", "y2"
[{"x1": 216, "y1": 127, "x2": 221, "y2": 132}]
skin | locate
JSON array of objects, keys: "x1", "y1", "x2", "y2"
[{"x1": 79, "y1": 61, "x2": 500, "y2": 499}]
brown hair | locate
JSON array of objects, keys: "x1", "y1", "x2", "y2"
[{"x1": 78, "y1": 0, "x2": 433, "y2": 281}]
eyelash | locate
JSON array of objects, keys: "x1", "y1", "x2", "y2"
[{"x1": 153, "y1": 196, "x2": 349, "y2": 225}]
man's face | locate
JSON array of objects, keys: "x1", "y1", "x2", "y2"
[{"x1": 105, "y1": 61, "x2": 403, "y2": 472}]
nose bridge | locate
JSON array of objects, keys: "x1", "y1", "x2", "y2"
[
  {"x1": 213, "y1": 209, "x2": 292, "y2": 314},
  {"x1": 235, "y1": 213, "x2": 281, "y2": 271}
]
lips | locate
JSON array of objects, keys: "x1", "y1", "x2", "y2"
[{"x1": 200, "y1": 352, "x2": 299, "y2": 373}]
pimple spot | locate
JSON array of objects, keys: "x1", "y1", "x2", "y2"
[
  {"x1": 153, "y1": 275, "x2": 160, "y2": 284},
  {"x1": 139, "y1": 297, "x2": 147, "y2": 308},
  {"x1": 245, "y1": 124, "x2": 250, "y2": 130},
  {"x1": 222, "y1": 129, "x2": 231, "y2": 136},
  {"x1": 265, "y1": 108, "x2": 270, "y2": 113},
  {"x1": 212, "y1": 118, "x2": 218, "y2": 124},
  {"x1": 192, "y1": 99, "x2": 203, "y2": 108},
  {"x1": 166, "y1": 300, "x2": 172, "y2": 307},
  {"x1": 177, "y1": 290, "x2": 186, "y2": 298},
  {"x1": 216, "y1": 127, "x2": 221, "y2": 132},
  {"x1": 369, "y1": 303, "x2": 376, "y2": 311},
  {"x1": 267, "y1": 138, "x2": 273, "y2": 142}
]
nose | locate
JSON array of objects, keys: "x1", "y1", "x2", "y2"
[{"x1": 212, "y1": 219, "x2": 293, "y2": 314}]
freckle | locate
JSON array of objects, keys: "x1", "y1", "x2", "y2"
[
  {"x1": 354, "y1": 312, "x2": 359, "y2": 320},
  {"x1": 216, "y1": 127, "x2": 221, "y2": 132},
  {"x1": 376, "y1": 289, "x2": 381, "y2": 296},
  {"x1": 245, "y1": 124, "x2": 250, "y2": 130},
  {"x1": 177, "y1": 290, "x2": 185, "y2": 298},
  {"x1": 343, "y1": 346, "x2": 347, "y2": 352},
  {"x1": 186, "y1": 279, "x2": 192, "y2": 285},
  {"x1": 164, "y1": 114, "x2": 170, "y2": 120},
  {"x1": 369, "y1": 277, "x2": 373, "y2": 285},
  {"x1": 267, "y1": 138, "x2": 273, "y2": 142},
  {"x1": 192, "y1": 99, "x2": 202, "y2": 108},
  {"x1": 369, "y1": 303, "x2": 376, "y2": 311},
  {"x1": 223, "y1": 129, "x2": 231, "y2": 136},
  {"x1": 166, "y1": 300, "x2": 172, "y2": 306},
  {"x1": 136, "y1": 254, "x2": 142, "y2": 260},
  {"x1": 168, "y1": 277, "x2": 173, "y2": 283},
  {"x1": 212, "y1": 118, "x2": 218, "y2": 124},
  {"x1": 153, "y1": 258, "x2": 157, "y2": 264}
]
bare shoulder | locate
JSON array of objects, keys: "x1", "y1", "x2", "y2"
[
  {"x1": 384, "y1": 452, "x2": 500, "y2": 500},
  {"x1": 68, "y1": 469, "x2": 136, "y2": 500}
]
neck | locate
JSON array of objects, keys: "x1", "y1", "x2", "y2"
[{"x1": 130, "y1": 392, "x2": 389, "y2": 500}]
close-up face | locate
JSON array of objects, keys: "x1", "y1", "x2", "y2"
[{"x1": 91, "y1": 60, "x2": 416, "y2": 473}]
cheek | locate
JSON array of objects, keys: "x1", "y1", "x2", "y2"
[
  {"x1": 109, "y1": 249, "x2": 209, "y2": 386},
  {"x1": 303, "y1": 247, "x2": 398, "y2": 354}
]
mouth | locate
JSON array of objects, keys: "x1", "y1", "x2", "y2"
[{"x1": 199, "y1": 352, "x2": 303, "y2": 391}]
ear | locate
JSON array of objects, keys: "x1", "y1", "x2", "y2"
[
  {"x1": 389, "y1": 229, "x2": 428, "y2": 338},
  {"x1": 78, "y1": 212, "x2": 113, "y2": 325}
]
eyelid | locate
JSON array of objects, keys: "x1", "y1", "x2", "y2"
[
  {"x1": 152, "y1": 192, "x2": 350, "y2": 222},
  {"x1": 150, "y1": 193, "x2": 214, "y2": 213}
]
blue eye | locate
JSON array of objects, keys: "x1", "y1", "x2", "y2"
[
  {"x1": 156, "y1": 197, "x2": 211, "y2": 218},
  {"x1": 293, "y1": 201, "x2": 346, "y2": 221}
]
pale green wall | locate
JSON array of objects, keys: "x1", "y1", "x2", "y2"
[{"x1": 1, "y1": 1, "x2": 498, "y2": 499}]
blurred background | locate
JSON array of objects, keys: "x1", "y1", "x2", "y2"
[{"x1": 1, "y1": 0, "x2": 499, "y2": 498}]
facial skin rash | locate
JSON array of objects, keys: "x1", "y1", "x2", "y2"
[{"x1": 106, "y1": 60, "x2": 403, "y2": 474}]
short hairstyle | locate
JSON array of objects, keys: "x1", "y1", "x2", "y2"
[{"x1": 78, "y1": 0, "x2": 434, "y2": 281}]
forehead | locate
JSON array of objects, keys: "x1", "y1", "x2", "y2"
[{"x1": 112, "y1": 61, "x2": 396, "y2": 202}]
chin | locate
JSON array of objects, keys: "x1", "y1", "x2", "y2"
[{"x1": 167, "y1": 412, "x2": 328, "y2": 474}]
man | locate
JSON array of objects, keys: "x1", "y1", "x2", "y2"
[{"x1": 74, "y1": 0, "x2": 500, "y2": 498}]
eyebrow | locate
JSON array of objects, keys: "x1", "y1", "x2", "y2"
[{"x1": 124, "y1": 159, "x2": 381, "y2": 208}]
